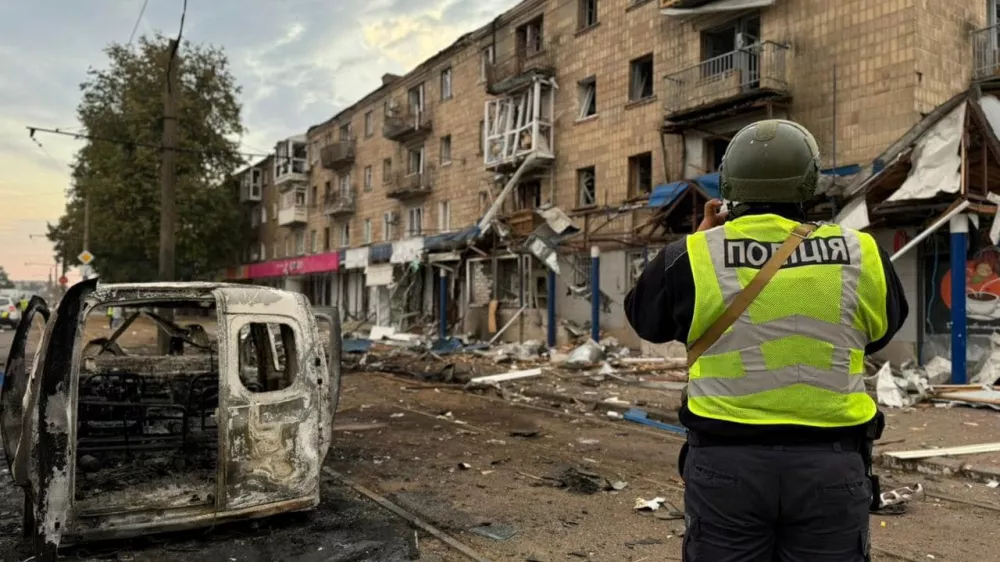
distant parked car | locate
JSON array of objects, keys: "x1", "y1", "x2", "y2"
[{"x1": 0, "y1": 296, "x2": 19, "y2": 328}]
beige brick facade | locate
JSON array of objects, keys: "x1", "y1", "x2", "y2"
[{"x1": 243, "y1": 0, "x2": 989, "y2": 259}]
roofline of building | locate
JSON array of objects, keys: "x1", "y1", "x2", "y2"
[{"x1": 306, "y1": 0, "x2": 546, "y2": 137}]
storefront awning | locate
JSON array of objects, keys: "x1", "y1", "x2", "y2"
[{"x1": 243, "y1": 251, "x2": 339, "y2": 280}]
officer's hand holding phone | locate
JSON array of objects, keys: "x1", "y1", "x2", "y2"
[{"x1": 697, "y1": 199, "x2": 729, "y2": 231}]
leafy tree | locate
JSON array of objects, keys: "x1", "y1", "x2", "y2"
[
  {"x1": 48, "y1": 34, "x2": 250, "y2": 282},
  {"x1": 0, "y1": 266, "x2": 14, "y2": 289}
]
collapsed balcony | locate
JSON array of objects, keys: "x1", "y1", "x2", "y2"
[
  {"x1": 662, "y1": 41, "x2": 790, "y2": 124},
  {"x1": 386, "y1": 166, "x2": 435, "y2": 200},
  {"x1": 325, "y1": 187, "x2": 356, "y2": 217},
  {"x1": 320, "y1": 139, "x2": 356, "y2": 170},
  {"x1": 383, "y1": 105, "x2": 433, "y2": 142},
  {"x1": 486, "y1": 50, "x2": 556, "y2": 96},
  {"x1": 485, "y1": 78, "x2": 556, "y2": 172}
]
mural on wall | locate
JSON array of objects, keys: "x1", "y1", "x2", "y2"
[{"x1": 928, "y1": 245, "x2": 1000, "y2": 334}]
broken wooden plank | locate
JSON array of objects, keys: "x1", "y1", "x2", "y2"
[
  {"x1": 883, "y1": 442, "x2": 1000, "y2": 460},
  {"x1": 470, "y1": 368, "x2": 543, "y2": 384}
]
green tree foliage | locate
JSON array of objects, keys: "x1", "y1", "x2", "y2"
[
  {"x1": 47, "y1": 34, "x2": 250, "y2": 282},
  {"x1": 0, "y1": 266, "x2": 14, "y2": 289}
]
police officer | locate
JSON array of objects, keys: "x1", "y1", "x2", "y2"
[{"x1": 625, "y1": 119, "x2": 908, "y2": 561}]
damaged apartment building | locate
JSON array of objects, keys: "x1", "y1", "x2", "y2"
[{"x1": 225, "y1": 0, "x2": 995, "y2": 349}]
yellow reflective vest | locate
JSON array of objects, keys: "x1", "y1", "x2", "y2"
[{"x1": 685, "y1": 214, "x2": 886, "y2": 428}]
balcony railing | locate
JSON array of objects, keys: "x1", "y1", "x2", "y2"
[
  {"x1": 278, "y1": 204, "x2": 308, "y2": 226},
  {"x1": 324, "y1": 188, "x2": 356, "y2": 217},
  {"x1": 386, "y1": 166, "x2": 435, "y2": 200},
  {"x1": 973, "y1": 25, "x2": 1000, "y2": 80},
  {"x1": 663, "y1": 41, "x2": 790, "y2": 119},
  {"x1": 486, "y1": 49, "x2": 556, "y2": 95},
  {"x1": 383, "y1": 105, "x2": 433, "y2": 142},
  {"x1": 274, "y1": 157, "x2": 308, "y2": 188},
  {"x1": 320, "y1": 139, "x2": 356, "y2": 170}
]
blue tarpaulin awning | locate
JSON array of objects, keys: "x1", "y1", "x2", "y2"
[
  {"x1": 649, "y1": 165, "x2": 861, "y2": 209},
  {"x1": 648, "y1": 172, "x2": 721, "y2": 208},
  {"x1": 368, "y1": 243, "x2": 393, "y2": 264},
  {"x1": 425, "y1": 225, "x2": 479, "y2": 252}
]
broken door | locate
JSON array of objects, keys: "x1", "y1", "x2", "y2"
[
  {"x1": 1, "y1": 296, "x2": 49, "y2": 482},
  {"x1": 217, "y1": 289, "x2": 322, "y2": 510}
]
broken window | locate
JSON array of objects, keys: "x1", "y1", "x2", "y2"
[
  {"x1": 74, "y1": 301, "x2": 220, "y2": 513},
  {"x1": 478, "y1": 120, "x2": 486, "y2": 154},
  {"x1": 577, "y1": 166, "x2": 596, "y2": 207},
  {"x1": 579, "y1": 0, "x2": 598, "y2": 29},
  {"x1": 340, "y1": 223, "x2": 350, "y2": 247},
  {"x1": 364, "y1": 110, "x2": 374, "y2": 137},
  {"x1": 407, "y1": 206, "x2": 423, "y2": 237},
  {"x1": 311, "y1": 185, "x2": 318, "y2": 207},
  {"x1": 383, "y1": 211, "x2": 396, "y2": 241},
  {"x1": 440, "y1": 135, "x2": 452, "y2": 164},
  {"x1": 339, "y1": 123, "x2": 351, "y2": 140},
  {"x1": 627, "y1": 249, "x2": 658, "y2": 287},
  {"x1": 629, "y1": 152, "x2": 653, "y2": 196},
  {"x1": 517, "y1": 17, "x2": 544, "y2": 56},
  {"x1": 324, "y1": 227, "x2": 331, "y2": 251},
  {"x1": 706, "y1": 137, "x2": 730, "y2": 172},
  {"x1": 629, "y1": 54, "x2": 654, "y2": 102},
  {"x1": 700, "y1": 14, "x2": 760, "y2": 77},
  {"x1": 578, "y1": 77, "x2": 597, "y2": 119},
  {"x1": 440, "y1": 67, "x2": 453, "y2": 100},
  {"x1": 574, "y1": 254, "x2": 592, "y2": 287},
  {"x1": 364, "y1": 165, "x2": 373, "y2": 191},
  {"x1": 364, "y1": 218, "x2": 372, "y2": 244},
  {"x1": 439, "y1": 200, "x2": 452, "y2": 232},
  {"x1": 310, "y1": 230, "x2": 317, "y2": 253},
  {"x1": 295, "y1": 230, "x2": 305, "y2": 255},
  {"x1": 408, "y1": 83, "x2": 425, "y2": 113},
  {"x1": 408, "y1": 147, "x2": 424, "y2": 175},
  {"x1": 515, "y1": 180, "x2": 542, "y2": 210},
  {"x1": 480, "y1": 45, "x2": 495, "y2": 81},
  {"x1": 496, "y1": 257, "x2": 521, "y2": 302},
  {"x1": 383, "y1": 158, "x2": 392, "y2": 183},
  {"x1": 238, "y1": 322, "x2": 297, "y2": 393}
]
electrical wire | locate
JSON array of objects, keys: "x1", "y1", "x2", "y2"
[
  {"x1": 127, "y1": 0, "x2": 150, "y2": 46},
  {"x1": 26, "y1": 126, "x2": 272, "y2": 159}
]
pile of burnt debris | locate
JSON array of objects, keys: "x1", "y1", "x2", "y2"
[{"x1": 340, "y1": 326, "x2": 690, "y2": 434}]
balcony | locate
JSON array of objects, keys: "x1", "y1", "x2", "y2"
[
  {"x1": 320, "y1": 139, "x2": 356, "y2": 170},
  {"x1": 486, "y1": 49, "x2": 556, "y2": 96},
  {"x1": 278, "y1": 204, "x2": 308, "y2": 226},
  {"x1": 485, "y1": 79, "x2": 556, "y2": 171},
  {"x1": 274, "y1": 136, "x2": 309, "y2": 189},
  {"x1": 973, "y1": 25, "x2": 1000, "y2": 80},
  {"x1": 386, "y1": 166, "x2": 434, "y2": 200},
  {"x1": 383, "y1": 105, "x2": 433, "y2": 142},
  {"x1": 324, "y1": 189, "x2": 356, "y2": 217},
  {"x1": 663, "y1": 41, "x2": 790, "y2": 123},
  {"x1": 239, "y1": 168, "x2": 262, "y2": 203}
]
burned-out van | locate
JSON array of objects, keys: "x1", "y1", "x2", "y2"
[{"x1": 0, "y1": 279, "x2": 342, "y2": 560}]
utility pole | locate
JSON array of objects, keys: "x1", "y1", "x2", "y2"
[
  {"x1": 82, "y1": 194, "x2": 90, "y2": 280},
  {"x1": 158, "y1": 39, "x2": 180, "y2": 353}
]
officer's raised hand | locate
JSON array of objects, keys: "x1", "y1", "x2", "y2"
[{"x1": 697, "y1": 199, "x2": 728, "y2": 231}]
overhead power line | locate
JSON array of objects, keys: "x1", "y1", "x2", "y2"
[
  {"x1": 26, "y1": 126, "x2": 272, "y2": 159},
  {"x1": 127, "y1": 0, "x2": 150, "y2": 46}
]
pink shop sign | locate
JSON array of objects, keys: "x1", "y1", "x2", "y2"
[{"x1": 247, "y1": 251, "x2": 339, "y2": 279}]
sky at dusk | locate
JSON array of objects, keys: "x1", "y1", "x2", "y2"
[{"x1": 0, "y1": 0, "x2": 517, "y2": 282}]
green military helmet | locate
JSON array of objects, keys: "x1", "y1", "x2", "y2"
[{"x1": 719, "y1": 119, "x2": 821, "y2": 204}]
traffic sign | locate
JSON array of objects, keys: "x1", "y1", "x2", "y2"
[
  {"x1": 58, "y1": 276, "x2": 68, "y2": 286},
  {"x1": 78, "y1": 250, "x2": 94, "y2": 265}
]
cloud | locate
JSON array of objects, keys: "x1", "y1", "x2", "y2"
[{"x1": 0, "y1": 0, "x2": 520, "y2": 280}]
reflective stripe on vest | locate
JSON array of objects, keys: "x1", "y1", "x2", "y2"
[{"x1": 685, "y1": 215, "x2": 886, "y2": 427}]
